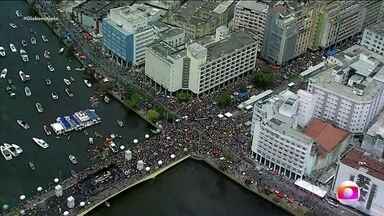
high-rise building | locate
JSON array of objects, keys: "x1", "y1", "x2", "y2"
[
  {"x1": 361, "y1": 111, "x2": 384, "y2": 159},
  {"x1": 361, "y1": 0, "x2": 383, "y2": 27},
  {"x1": 233, "y1": 1, "x2": 269, "y2": 52},
  {"x1": 306, "y1": 45, "x2": 384, "y2": 133},
  {"x1": 333, "y1": 148, "x2": 384, "y2": 216},
  {"x1": 251, "y1": 90, "x2": 350, "y2": 179},
  {"x1": 145, "y1": 29, "x2": 257, "y2": 94},
  {"x1": 361, "y1": 21, "x2": 384, "y2": 56},
  {"x1": 101, "y1": 4, "x2": 165, "y2": 66}
]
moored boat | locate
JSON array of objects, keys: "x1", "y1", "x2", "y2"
[
  {"x1": 35, "y1": 102, "x2": 44, "y2": 113},
  {"x1": 84, "y1": 79, "x2": 92, "y2": 88},
  {"x1": 69, "y1": 154, "x2": 78, "y2": 164},
  {"x1": 19, "y1": 49, "x2": 26, "y2": 54},
  {"x1": 21, "y1": 54, "x2": 29, "y2": 62},
  {"x1": 9, "y1": 23, "x2": 17, "y2": 29},
  {"x1": 16, "y1": 10, "x2": 22, "y2": 17},
  {"x1": 104, "y1": 95, "x2": 110, "y2": 104},
  {"x1": 89, "y1": 137, "x2": 94, "y2": 144},
  {"x1": 45, "y1": 78, "x2": 52, "y2": 85},
  {"x1": 19, "y1": 70, "x2": 31, "y2": 82},
  {"x1": 24, "y1": 86, "x2": 31, "y2": 96},
  {"x1": 65, "y1": 88, "x2": 74, "y2": 97},
  {"x1": 58, "y1": 47, "x2": 64, "y2": 54},
  {"x1": 31, "y1": 37, "x2": 36, "y2": 44},
  {"x1": 0, "y1": 68, "x2": 7, "y2": 79},
  {"x1": 48, "y1": 64, "x2": 54, "y2": 72},
  {"x1": 17, "y1": 119, "x2": 30, "y2": 130},
  {"x1": 21, "y1": 40, "x2": 27, "y2": 47},
  {"x1": 1, "y1": 145, "x2": 12, "y2": 160},
  {"x1": 9, "y1": 43, "x2": 16, "y2": 52},
  {"x1": 28, "y1": 161, "x2": 36, "y2": 170},
  {"x1": 64, "y1": 78, "x2": 71, "y2": 86},
  {"x1": 43, "y1": 125, "x2": 51, "y2": 136},
  {"x1": 0, "y1": 47, "x2": 6, "y2": 57},
  {"x1": 66, "y1": 66, "x2": 71, "y2": 71},
  {"x1": 32, "y1": 137, "x2": 49, "y2": 149},
  {"x1": 44, "y1": 50, "x2": 50, "y2": 58},
  {"x1": 35, "y1": 54, "x2": 39, "y2": 61},
  {"x1": 41, "y1": 35, "x2": 48, "y2": 42},
  {"x1": 51, "y1": 92, "x2": 58, "y2": 100}
]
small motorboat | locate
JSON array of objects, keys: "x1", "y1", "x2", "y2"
[
  {"x1": 9, "y1": 43, "x2": 16, "y2": 52},
  {"x1": 21, "y1": 40, "x2": 27, "y2": 47},
  {"x1": 117, "y1": 120, "x2": 124, "y2": 127},
  {"x1": 75, "y1": 67, "x2": 85, "y2": 71},
  {"x1": 45, "y1": 78, "x2": 52, "y2": 85},
  {"x1": 35, "y1": 54, "x2": 39, "y2": 61},
  {"x1": 8, "y1": 143, "x2": 23, "y2": 155},
  {"x1": 41, "y1": 35, "x2": 48, "y2": 42},
  {"x1": 64, "y1": 78, "x2": 71, "y2": 86},
  {"x1": 70, "y1": 76, "x2": 75, "y2": 82},
  {"x1": 17, "y1": 120, "x2": 30, "y2": 130},
  {"x1": 84, "y1": 79, "x2": 92, "y2": 88},
  {"x1": 89, "y1": 137, "x2": 94, "y2": 145},
  {"x1": 24, "y1": 86, "x2": 31, "y2": 96},
  {"x1": 0, "y1": 47, "x2": 6, "y2": 57},
  {"x1": 19, "y1": 70, "x2": 31, "y2": 82},
  {"x1": 16, "y1": 10, "x2": 22, "y2": 17},
  {"x1": 47, "y1": 64, "x2": 54, "y2": 72},
  {"x1": 1, "y1": 145, "x2": 13, "y2": 161},
  {"x1": 19, "y1": 49, "x2": 26, "y2": 54},
  {"x1": 43, "y1": 125, "x2": 51, "y2": 136},
  {"x1": 58, "y1": 47, "x2": 64, "y2": 54},
  {"x1": 44, "y1": 50, "x2": 50, "y2": 58},
  {"x1": 9, "y1": 23, "x2": 17, "y2": 29},
  {"x1": 31, "y1": 37, "x2": 36, "y2": 44},
  {"x1": 21, "y1": 54, "x2": 29, "y2": 62},
  {"x1": 51, "y1": 92, "x2": 58, "y2": 100},
  {"x1": 35, "y1": 102, "x2": 44, "y2": 113},
  {"x1": 69, "y1": 154, "x2": 78, "y2": 164},
  {"x1": 65, "y1": 88, "x2": 74, "y2": 97},
  {"x1": 66, "y1": 65, "x2": 71, "y2": 71},
  {"x1": 32, "y1": 137, "x2": 49, "y2": 149},
  {"x1": 0, "y1": 68, "x2": 7, "y2": 79},
  {"x1": 104, "y1": 95, "x2": 110, "y2": 104},
  {"x1": 28, "y1": 161, "x2": 36, "y2": 170}
]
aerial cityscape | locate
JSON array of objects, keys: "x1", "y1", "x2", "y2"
[{"x1": 0, "y1": 0, "x2": 384, "y2": 216}]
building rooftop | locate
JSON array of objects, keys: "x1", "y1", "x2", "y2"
[
  {"x1": 148, "y1": 41, "x2": 186, "y2": 62},
  {"x1": 175, "y1": 1, "x2": 221, "y2": 25},
  {"x1": 213, "y1": 0, "x2": 235, "y2": 14},
  {"x1": 236, "y1": 0, "x2": 269, "y2": 12},
  {"x1": 308, "y1": 45, "x2": 384, "y2": 103},
  {"x1": 202, "y1": 31, "x2": 256, "y2": 61},
  {"x1": 304, "y1": 118, "x2": 349, "y2": 153},
  {"x1": 341, "y1": 148, "x2": 384, "y2": 181},
  {"x1": 159, "y1": 28, "x2": 184, "y2": 40},
  {"x1": 75, "y1": 0, "x2": 133, "y2": 17},
  {"x1": 366, "y1": 21, "x2": 384, "y2": 37}
]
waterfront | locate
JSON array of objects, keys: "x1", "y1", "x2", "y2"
[
  {"x1": 90, "y1": 159, "x2": 291, "y2": 216},
  {"x1": 0, "y1": 0, "x2": 151, "y2": 206}
]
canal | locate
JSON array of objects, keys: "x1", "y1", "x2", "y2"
[
  {"x1": 0, "y1": 0, "x2": 151, "y2": 206},
  {"x1": 90, "y1": 160, "x2": 290, "y2": 216}
]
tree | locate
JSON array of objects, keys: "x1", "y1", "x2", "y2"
[
  {"x1": 176, "y1": 91, "x2": 192, "y2": 103},
  {"x1": 147, "y1": 109, "x2": 160, "y2": 122},
  {"x1": 216, "y1": 91, "x2": 233, "y2": 108},
  {"x1": 125, "y1": 92, "x2": 142, "y2": 109},
  {"x1": 253, "y1": 71, "x2": 275, "y2": 89}
]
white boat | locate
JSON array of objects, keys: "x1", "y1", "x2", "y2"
[
  {"x1": 35, "y1": 102, "x2": 44, "y2": 113},
  {"x1": 70, "y1": 76, "x2": 75, "y2": 82},
  {"x1": 51, "y1": 92, "x2": 58, "y2": 100},
  {"x1": 16, "y1": 10, "x2": 22, "y2": 17},
  {"x1": 24, "y1": 86, "x2": 31, "y2": 96},
  {"x1": 58, "y1": 47, "x2": 64, "y2": 54},
  {"x1": 69, "y1": 154, "x2": 78, "y2": 164},
  {"x1": 9, "y1": 23, "x2": 17, "y2": 29},
  {"x1": 47, "y1": 64, "x2": 54, "y2": 72},
  {"x1": 0, "y1": 47, "x2": 6, "y2": 57},
  {"x1": 19, "y1": 49, "x2": 26, "y2": 54},
  {"x1": 104, "y1": 95, "x2": 110, "y2": 104},
  {"x1": 35, "y1": 54, "x2": 39, "y2": 61},
  {"x1": 12, "y1": 144, "x2": 23, "y2": 155},
  {"x1": 89, "y1": 137, "x2": 94, "y2": 144},
  {"x1": 19, "y1": 70, "x2": 31, "y2": 82},
  {"x1": 64, "y1": 78, "x2": 71, "y2": 86},
  {"x1": 9, "y1": 43, "x2": 16, "y2": 52},
  {"x1": 75, "y1": 67, "x2": 85, "y2": 71},
  {"x1": 17, "y1": 120, "x2": 30, "y2": 130},
  {"x1": 43, "y1": 125, "x2": 51, "y2": 136},
  {"x1": 117, "y1": 120, "x2": 124, "y2": 127},
  {"x1": 32, "y1": 137, "x2": 49, "y2": 149},
  {"x1": 5, "y1": 143, "x2": 23, "y2": 155},
  {"x1": 84, "y1": 79, "x2": 92, "y2": 88},
  {"x1": 41, "y1": 35, "x2": 48, "y2": 42},
  {"x1": 28, "y1": 161, "x2": 36, "y2": 170},
  {"x1": 66, "y1": 66, "x2": 71, "y2": 71},
  {"x1": 45, "y1": 78, "x2": 52, "y2": 85},
  {"x1": 1, "y1": 145, "x2": 12, "y2": 160},
  {"x1": 65, "y1": 88, "x2": 74, "y2": 97},
  {"x1": 0, "y1": 68, "x2": 7, "y2": 79},
  {"x1": 31, "y1": 37, "x2": 36, "y2": 44},
  {"x1": 3, "y1": 143, "x2": 17, "y2": 157},
  {"x1": 21, "y1": 40, "x2": 27, "y2": 47},
  {"x1": 44, "y1": 50, "x2": 50, "y2": 58},
  {"x1": 21, "y1": 54, "x2": 29, "y2": 62}
]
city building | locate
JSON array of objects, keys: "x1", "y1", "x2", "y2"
[
  {"x1": 311, "y1": 0, "x2": 365, "y2": 49},
  {"x1": 361, "y1": 111, "x2": 384, "y2": 159},
  {"x1": 143, "y1": 0, "x2": 181, "y2": 10},
  {"x1": 306, "y1": 45, "x2": 384, "y2": 133},
  {"x1": 145, "y1": 29, "x2": 257, "y2": 94},
  {"x1": 261, "y1": 1, "x2": 315, "y2": 65},
  {"x1": 72, "y1": 0, "x2": 133, "y2": 35},
  {"x1": 333, "y1": 148, "x2": 384, "y2": 216},
  {"x1": 361, "y1": 21, "x2": 384, "y2": 56},
  {"x1": 251, "y1": 90, "x2": 350, "y2": 180},
  {"x1": 162, "y1": 0, "x2": 236, "y2": 39},
  {"x1": 361, "y1": 0, "x2": 383, "y2": 27},
  {"x1": 101, "y1": 4, "x2": 165, "y2": 66},
  {"x1": 233, "y1": 1, "x2": 269, "y2": 52}
]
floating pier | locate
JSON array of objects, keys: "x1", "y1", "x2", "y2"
[{"x1": 50, "y1": 109, "x2": 101, "y2": 135}]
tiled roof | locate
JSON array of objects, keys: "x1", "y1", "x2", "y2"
[{"x1": 304, "y1": 118, "x2": 349, "y2": 152}]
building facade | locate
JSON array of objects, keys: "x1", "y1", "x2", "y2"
[
  {"x1": 333, "y1": 148, "x2": 384, "y2": 216},
  {"x1": 306, "y1": 45, "x2": 384, "y2": 133},
  {"x1": 233, "y1": 1, "x2": 269, "y2": 52},
  {"x1": 145, "y1": 30, "x2": 257, "y2": 94},
  {"x1": 101, "y1": 4, "x2": 164, "y2": 66},
  {"x1": 361, "y1": 22, "x2": 384, "y2": 56}
]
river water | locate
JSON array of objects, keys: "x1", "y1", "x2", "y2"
[{"x1": 0, "y1": 0, "x2": 151, "y2": 206}]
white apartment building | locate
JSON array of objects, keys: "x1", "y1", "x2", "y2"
[
  {"x1": 145, "y1": 29, "x2": 257, "y2": 94},
  {"x1": 361, "y1": 22, "x2": 384, "y2": 56},
  {"x1": 333, "y1": 148, "x2": 384, "y2": 216},
  {"x1": 307, "y1": 45, "x2": 384, "y2": 133},
  {"x1": 233, "y1": 1, "x2": 269, "y2": 51},
  {"x1": 251, "y1": 90, "x2": 350, "y2": 180}
]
